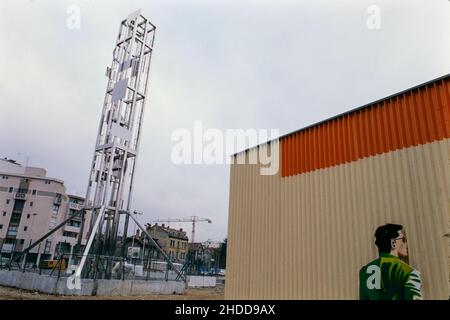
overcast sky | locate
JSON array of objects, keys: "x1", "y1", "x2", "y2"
[{"x1": 0, "y1": 0, "x2": 449, "y2": 243}]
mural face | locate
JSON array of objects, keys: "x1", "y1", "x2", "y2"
[
  {"x1": 359, "y1": 225, "x2": 422, "y2": 300},
  {"x1": 392, "y1": 230, "x2": 408, "y2": 259}
]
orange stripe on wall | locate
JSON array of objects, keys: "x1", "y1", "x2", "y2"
[{"x1": 281, "y1": 78, "x2": 450, "y2": 177}]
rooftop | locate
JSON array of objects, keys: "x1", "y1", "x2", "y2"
[{"x1": 234, "y1": 73, "x2": 450, "y2": 156}]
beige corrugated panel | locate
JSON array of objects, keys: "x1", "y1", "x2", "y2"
[{"x1": 225, "y1": 139, "x2": 450, "y2": 299}]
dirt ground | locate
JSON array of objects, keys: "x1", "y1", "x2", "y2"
[{"x1": 0, "y1": 284, "x2": 224, "y2": 300}]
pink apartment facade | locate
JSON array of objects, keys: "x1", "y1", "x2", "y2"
[{"x1": 0, "y1": 158, "x2": 88, "y2": 263}]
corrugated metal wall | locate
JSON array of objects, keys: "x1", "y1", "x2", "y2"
[
  {"x1": 226, "y1": 76, "x2": 450, "y2": 300},
  {"x1": 282, "y1": 78, "x2": 450, "y2": 177},
  {"x1": 226, "y1": 140, "x2": 449, "y2": 299}
]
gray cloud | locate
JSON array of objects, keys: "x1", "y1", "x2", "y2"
[{"x1": 0, "y1": 0, "x2": 448, "y2": 242}]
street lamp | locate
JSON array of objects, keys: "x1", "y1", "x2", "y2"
[{"x1": 130, "y1": 210, "x2": 143, "y2": 261}]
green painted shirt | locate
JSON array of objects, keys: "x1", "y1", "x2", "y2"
[{"x1": 359, "y1": 253, "x2": 423, "y2": 300}]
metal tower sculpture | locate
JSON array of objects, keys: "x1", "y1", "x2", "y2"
[
  {"x1": 12, "y1": 11, "x2": 184, "y2": 283},
  {"x1": 76, "y1": 10, "x2": 156, "y2": 278}
]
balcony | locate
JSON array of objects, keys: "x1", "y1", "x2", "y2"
[
  {"x1": 64, "y1": 225, "x2": 80, "y2": 233},
  {"x1": 58, "y1": 236, "x2": 77, "y2": 246},
  {"x1": 14, "y1": 192, "x2": 27, "y2": 200},
  {"x1": 69, "y1": 202, "x2": 82, "y2": 210},
  {"x1": 6, "y1": 230, "x2": 17, "y2": 237},
  {"x1": 1, "y1": 243, "x2": 14, "y2": 253}
]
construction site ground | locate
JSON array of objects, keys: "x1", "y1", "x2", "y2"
[{"x1": 0, "y1": 284, "x2": 224, "y2": 300}]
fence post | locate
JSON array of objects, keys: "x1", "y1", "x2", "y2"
[
  {"x1": 68, "y1": 245, "x2": 74, "y2": 267},
  {"x1": 8, "y1": 240, "x2": 17, "y2": 271},
  {"x1": 146, "y1": 247, "x2": 152, "y2": 281},
  {"x1": 93, "y1": 255, "x2": 99, "y2": 281},
  {"x1": 165, "y1": 261, "x2": 169, "y2": 282},
  {"x1": 122, "y1": 257, "x2": 125, "y2": 280},
  {"x1": 36, "y1": 242, "x2": 42, "y2": 271},
  {"x1": 57, "y1": 255, "x2": 63, "y2": 279}
]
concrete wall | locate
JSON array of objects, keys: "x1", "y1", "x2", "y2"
[
  {"x1": 0, "y1": 270, "x2": 185, "y2": 296},
  {"x1": 187, "y1": 275, "x2": 216, "y2": 288}
]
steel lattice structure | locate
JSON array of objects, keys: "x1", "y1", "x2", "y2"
[
  {"x1": 13, "y1": 10, "x2": 185, "y2": 282},
  {"x1": 76, "y1": 10, "x2": 156, "y2": 279}
]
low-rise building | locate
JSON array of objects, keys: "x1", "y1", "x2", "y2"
[{"x1": 145, "y1": 223, "x2": 188, "y2": 263}]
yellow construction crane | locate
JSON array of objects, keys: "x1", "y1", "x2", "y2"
[{"x1": 152, "y1": 216, "x2": 212, "y2": 243}]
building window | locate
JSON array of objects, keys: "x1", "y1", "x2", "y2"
[
  {"x1": 8, "y1": 187, "x2": 13, "y2": 193},
  {"x1": 63, "y1": 231, "x2": 78, "y2": 238},
  {"x1": 32, "y1": 189, "x2": 36, "y2": 195},
  {"x1": 11, "y1": 213, "x2": 21, "y2": 224},
  {"x1": 20, "y1": 239, "x2": 25, "y2": 244},
  {"x1": 30, "y1": 201, "x2": 33, "y2": 207},
  {"x1": 2, "y1": 211, "x2": 6, "y2": 216},
  {"x1": 67, "y1": 220, "x2": 81, "y2": 228},
  {"x1": 27, "y1": 214, "x2": 30, "y2": 219},
  {"x1": 7, "y1": 225, "x2": 18, "y2": 236},
  {"x1": 24, "y1": 226, "x2": 28, "y2": 231},
  {"x1": 0, "y1": 225, "x2": 3, "y2": 229},
  {"x1": 52, "y1": 204, "x2": 59, "y2": 216},
  {"x1": 49, "y1": 217, "x2": 57, "y2": 228},
  {"x1": 45, "y1": 180, "x2": 51, "y2": 185},
  {"x1": 2, "y1": 175, "x2": 8, "y2": 179},
  {"x1": 6, "y1": 199, "x2": 10, "y2": 205}
]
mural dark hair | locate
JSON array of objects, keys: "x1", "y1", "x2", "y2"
[{"x1": 374, "y1": 224, "x2": 403, "y2": 254}]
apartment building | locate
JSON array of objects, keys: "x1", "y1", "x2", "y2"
[{"x1": 0, "y1": 158, "x2": 88, "y2": 263}]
